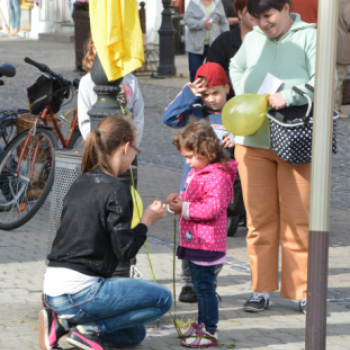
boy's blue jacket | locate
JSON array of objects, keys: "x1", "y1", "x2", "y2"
[{"x1": 163, "y1": 85, "x2": 234, "y2": 190}]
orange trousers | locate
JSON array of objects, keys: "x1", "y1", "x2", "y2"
[{"x1": 235, "y1": 145, "x2": 311, "y2": 300}]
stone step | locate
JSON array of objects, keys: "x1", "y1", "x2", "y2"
[{"x1": 38, "y1": 32, "x2": 74, "y2": 44}]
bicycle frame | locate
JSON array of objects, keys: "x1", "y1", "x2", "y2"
[
  {"x1": 15, "y1": 104, "x2": 79, "y2": 179},
  {"x1": 40, "y1": 105, "x2": 79, "y2": 148}
]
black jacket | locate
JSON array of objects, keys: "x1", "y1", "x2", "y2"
[
  {"x1": 47, "y1": 168, "x2": 147, "y2": 278},
  {"x1": 206, "y1": 25, "x2": 242, "y2": 77}
]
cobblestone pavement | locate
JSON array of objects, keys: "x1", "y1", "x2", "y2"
[{"x1": 0, "y1": 39, "x2": 350, "y2": 350}]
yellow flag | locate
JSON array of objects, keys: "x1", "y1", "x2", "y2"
[{"x1": 89, "y1": 0, "x2": 144, "y2": 81}]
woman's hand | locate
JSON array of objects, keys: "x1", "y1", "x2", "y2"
[
  {"x1": 268, "y1": 92, "x2": 287, "y2": 110},
  {"x1": 204, "y1": 18, "x2": 213, "y2": 30},
  {"x1": 141, "y1": 200, "x2": 167, "y2": 227},
  {"x1": 188, "y1": 77, "x2": 208, "y2": 97},
  {"x1": 222, "y1": 134, "x2": 235, "y2": 148}
]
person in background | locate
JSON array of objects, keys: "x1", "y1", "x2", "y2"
[
  {"x1": 291, "y1": 0, "x2": 318, "y2": 24},
  {"x1": 184, "y1": 0, "x2": 229, "y2": 82},
  {"x1": 78, "y1": 39, "x2": 144, "y2": 147},
  {"x1": 206, "y1": 0, "x2": 256, "y2": 83},
  {"x1": 335, "y1": 0, "x2": 350, "y2": 118},
  {"x1": 8, "y1": 0, "x2": 21, "y2": 38},
  {"x1": 221, "y1": 0, "x2": 240, "y2": 30},
  {"x1": 230, "y1": 0, "x2": 316, "y2": 314}
]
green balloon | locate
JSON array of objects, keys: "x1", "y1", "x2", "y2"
[{"x1": 222, "y1": 94, "x2": 268, "y2": 136}]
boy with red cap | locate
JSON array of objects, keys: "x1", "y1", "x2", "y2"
[{"x1": 163, "y1": 61, "x2": 235, "y2": 303}]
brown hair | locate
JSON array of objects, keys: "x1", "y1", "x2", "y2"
[
  {"x1": 234, "y1": 0, "x2": 248, "y2": 12},
  {"x1": 172, "y1": 121, "x2": 230, "y2": 165},
  {"x1": 82, "y1": 37, "x2": 95, "y2": 73},
  {"x1": 81, "y1": 116, "x2": 136, "y2": 177}
]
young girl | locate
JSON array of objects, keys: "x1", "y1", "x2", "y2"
[
  {"x1": 39, "y1": 116, "x2": 172, "y2": 350},
  {"x1": 167, "y1": 122, "x2": 237, "y2": 348},
  {"x1": 78, "y1": 38, "x2": 144, "y2": 147}
]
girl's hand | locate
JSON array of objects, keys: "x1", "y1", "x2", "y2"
[
  {"x1": 222, "y1": 134, "x2": 235, "y2": 148},
  {"x1": 267, "y1": 92, "x2": 287, "y2": 110},
  {"x1": 167, "y1": 193, "x2": 180, "y2": 203},
  {"x1": 141, "y1": 200, "x2": 167, "y2": 227},
  {"x1": 169, "y1": 198, "x2": 183, "y2": 214},
  {"x1": 188, "y1": 77, "x2": 208, "y2": 97}
]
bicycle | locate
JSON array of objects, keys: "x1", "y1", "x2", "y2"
[
  {"x1": 0, "y1": 64, "x2": 22, "y2": 151},
  {"x1": 0, "y1": 57, "x2": 80, "y2": 230}
]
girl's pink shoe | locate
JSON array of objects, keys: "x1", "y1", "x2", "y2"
[
  {"x1": 181, "y1": 323, "x2": 218, "y2": 348},
  {"x1": 178, "y1": 318, "x2": 198, "y2": 338}
]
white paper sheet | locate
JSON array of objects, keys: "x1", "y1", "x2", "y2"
[{"x1": 257, "y1": 73, "x2": 283, "y2": 95}]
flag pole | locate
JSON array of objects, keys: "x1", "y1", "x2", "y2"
[{"x1": 305, "y1": 0, "x2": 339, "y2": 349}]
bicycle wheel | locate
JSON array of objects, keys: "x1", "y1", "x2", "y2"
[
  {"x1": 0, "y1": 127, "x2": 58, "y2": 230},
  {"x1": 68, "y1": 128, "x2": 84, "y2": 152},
  {"x1": 226, "y1": 215, "x2": 240, "y2": 237},
  {"x1": 0, "y1": 115, "x2": 17, "y2": 150}
]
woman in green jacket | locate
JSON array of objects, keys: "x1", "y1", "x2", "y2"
[{"x1": 229, "y1": 0, "x2": 316, "y2": 314}]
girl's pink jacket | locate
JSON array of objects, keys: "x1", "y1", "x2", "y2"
[{"x1": 179, "y1": 160, "x2": 238, "y2": 252}]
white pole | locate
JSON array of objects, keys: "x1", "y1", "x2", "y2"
[{"x1": 305, "y1": 0, "x2": 339, "y2": 349}]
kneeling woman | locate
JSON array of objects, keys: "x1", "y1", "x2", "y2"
[{"x1": 39, "y1": 116, "x2": 172, "y2": 350}]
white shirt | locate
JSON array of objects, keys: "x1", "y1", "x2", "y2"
[
  {"x1": 43, "y1": 267, "x2": 99, "y2": 297},
  {"x1": 77, "y1": 73, "x2": 144, "y2": 147}
]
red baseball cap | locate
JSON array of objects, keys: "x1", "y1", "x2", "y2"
[{"x1": 195, "y1": 62, "x2": 229, "y2": 87}]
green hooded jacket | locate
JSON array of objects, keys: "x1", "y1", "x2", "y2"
[{"x1": 229, "y1": 13, "x2": 316, "y2": 149}]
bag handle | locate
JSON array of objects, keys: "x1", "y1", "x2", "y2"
[{"x1": 292, "y1": 86, "x2": 313, "y2": 123}]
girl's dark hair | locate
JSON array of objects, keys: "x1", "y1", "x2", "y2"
[
  {"x1": 234, "y1": 0, "x2": 248, "y2": 12},
  {"x1": 81, "y1": 115, "x2": 135, "y2": 177},
  {"x1": 172, "y1": 122, "x2": 230, "y2": 165},
  {"x1": 247, "y1": 0, "x2": 290, "y2": 17}
]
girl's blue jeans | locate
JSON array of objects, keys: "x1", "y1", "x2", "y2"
[
  {"x1": 9, "y1": 0, "x2": 21, "y2": 30},
  {"x1": 44, "y1": 277, "x2": 173, "y2": 348},
  {"x1": 188, "y1": 45, "x2": 209, "y2": 82},
  {"x1": 188, "y1": 261, "x2": 218, "y2": 333}
]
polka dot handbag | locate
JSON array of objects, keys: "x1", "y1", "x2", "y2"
[{"x1": 268, "y1": 104, "x2": 338, "y2": 165}]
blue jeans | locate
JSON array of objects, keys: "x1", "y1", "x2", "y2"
[
  {"x1": 188, "y1": 261, "x2": 218, "y2": 333},
  {"x1": 44, "y1": 277, "x2": 173, "y2": 348},
  {"x1": 188, "y1": 45, "x2": 209, "y2": 82},
  {"x1": 9, "y1": 0, "x2": 21, "y2": 30}
]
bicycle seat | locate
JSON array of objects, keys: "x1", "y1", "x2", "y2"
[{"x1": 0, "y1": 63, "x2": 16, "y2": 78}]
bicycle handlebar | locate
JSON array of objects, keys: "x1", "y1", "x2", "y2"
[{"x1": 24, "y1": 57, "x2": 73, "y2": 87}]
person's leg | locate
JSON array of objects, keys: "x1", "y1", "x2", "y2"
[
  {"x1": 188, "y1": 262, "x2": 218, "y2": 333},
  {"x1": 9, "y1": 0, "x2": 21, "y2": 33},
  {"x1": 275, "y1": 153, "x2": 311, "y2": 301},
  {"x1": 102, "y1": 325, "x2": 146, "y2": 348},
  {"x1": 8, "y1": 0, "x2": 15, "y2": 30},
  {"x1": 180, "y1": 259, "x2": 193, "y2": 288},
  {"x1": 335, "y1": 63, "x2": 349, "y2": 115},
  {"x1": 235, "y1": 146, "x2": 280, "y2": 294},
  {"x1": 179, "y1": 259, "x2": 197, "y2": 302},
  {"x1": 214, "y1": 263, "x2": 223, "y2": 289},
  {"x1": 188, "y1": 51, "x2": 206, "y2": 83},
  {"x1": 44, "y1": 278, "x2": 172, "y2": 348}
]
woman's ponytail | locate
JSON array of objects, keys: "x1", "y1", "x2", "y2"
[{"x1": 81, "y1": 115, "x2": 136, "y2": 177}]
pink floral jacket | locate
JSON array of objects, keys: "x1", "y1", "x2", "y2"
[{"x1": 179, "y1": 160, "x2": 237, "y2": 252}]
